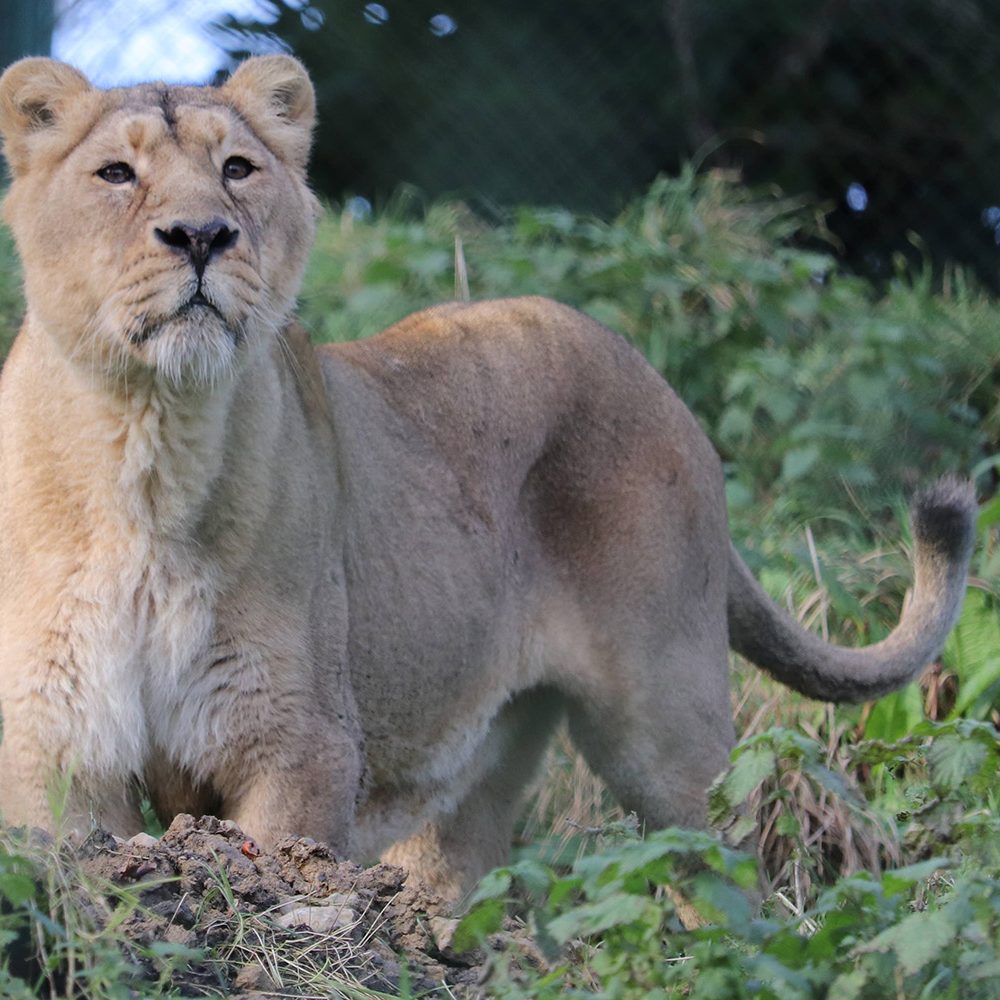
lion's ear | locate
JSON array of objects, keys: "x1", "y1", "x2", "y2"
[
  {"x1": 222, "y1": 55, "x2": 315, "y2": 170},
  {"x1": 0, "y1": 58, "x2": 92, "y2": 176}
]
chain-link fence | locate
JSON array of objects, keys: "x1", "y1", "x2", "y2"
[
  {"x1": 219, "y1": 0, "x2": 1000, "y2": 290},
  {"x1": 0, "y1": 0, "x2": 54, "y2": 70},
  {"x1": 11, "y1": 1, "x2": 1000, "y2": 289}
]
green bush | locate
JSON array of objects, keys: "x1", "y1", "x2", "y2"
[
  {"x1": 460, "y1": 722, "x2": 1000, "y2": 999},
  {"x1": 0, "y1": 222, "x2": 22, "y2": 360},
  {"x1": 0, "y1": 833, "x2": 156, "y2": 999}
]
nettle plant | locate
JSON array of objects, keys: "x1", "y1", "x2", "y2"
[{"x1": 456, "y1": 721, "x2": 1000, "y2": 1000}]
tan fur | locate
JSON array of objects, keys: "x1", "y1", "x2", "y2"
[{"x1": 0, "y1": 57, "x2": 976, "y2": 902}]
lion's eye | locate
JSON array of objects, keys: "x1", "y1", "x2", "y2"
[
  {"x1": 96, "y1": 162, "x2": 135, "y2": 184},
  {"x1": 223, "y1": 156, "x2": 255, "y2": 181}
]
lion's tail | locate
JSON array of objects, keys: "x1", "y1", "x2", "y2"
[{"x1": 727, "y1": 477, "x2": 977, "y2": 703}]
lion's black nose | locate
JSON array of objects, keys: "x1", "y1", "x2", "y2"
[{"x1": 154, "y1": 219, "x2": 239, "y2": 277}]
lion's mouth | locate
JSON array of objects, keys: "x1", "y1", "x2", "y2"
[
  {"x1": 129, "y1": 291, "x2": 234, "y2": 347},
  {"x1": 178, "y1": 288, "x2": 226, "y2": 320}
]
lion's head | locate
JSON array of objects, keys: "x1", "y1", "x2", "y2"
[{"x1": 0, "y1": 56, "x2": 319, "y2": 386}]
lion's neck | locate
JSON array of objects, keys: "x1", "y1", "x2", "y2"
[
  {"x1": 111, "y1": 376, "x2": 236, "y2": 535},
  {"x1": 12, "y1": 319, "x2": 249, "y2": 540}
]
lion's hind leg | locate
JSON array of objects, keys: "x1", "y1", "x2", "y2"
[{"x1": 562, "y1": 631, "x2": 736, "y2": 838}]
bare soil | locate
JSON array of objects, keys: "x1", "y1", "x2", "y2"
[{"x1": 72, "y1": 814, "x2": 502, "y2": 998}]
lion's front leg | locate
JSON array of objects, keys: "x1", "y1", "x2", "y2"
[
  {"x1": 0, "y1": 690, "x2": 144, "y2": 837},
  {"x1": 0, "y1": 618, "x2": 147, "y2": 836},
  {"x1": 173, "y1": 633, "x2": 364, "y2": 856},
  {"x1": 221, "y1": 730, "x2": 362, "y2": 853},
  {"x1": 0, "y1": 702, "x2": 71, "y2": 830}
]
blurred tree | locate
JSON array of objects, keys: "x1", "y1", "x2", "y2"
[
  {"x1": 219, "y1": 1, "x2": 674, "y2": 212},
  {"x1": 218, "y1": 0, "x2": 1000, "y2": 287},
  {"x1": 699, "y1": 0, "x2": 1000, "y2": 286},
  {"x1": 1, "y1": 0, "x2": 54, "y2": 67}
]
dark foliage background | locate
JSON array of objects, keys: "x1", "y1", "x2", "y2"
[
  {"x1": 219, "y1": 0, "x2": 1000, "y2": 291},
  {"x1": 0, "y1": 0, "x2": 53, "y2": 70}
]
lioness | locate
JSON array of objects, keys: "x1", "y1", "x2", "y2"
[{"x1": 0, "y1": 56, "x2": 975, "y2": 900}]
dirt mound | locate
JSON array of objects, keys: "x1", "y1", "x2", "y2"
[{"x1": 72, "y1": 814, "x2": 499, "y2": 997}]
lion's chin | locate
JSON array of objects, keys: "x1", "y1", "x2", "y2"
[{"x1": 134, "y1": 308, "x2": 243, "y2": 387}]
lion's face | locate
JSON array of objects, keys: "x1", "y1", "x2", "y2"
[{"x1": 0, "y1": 57, "x2": 319, "y2": 386}]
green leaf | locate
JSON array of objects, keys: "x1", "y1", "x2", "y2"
[
  {"x1": 863, "y1": 682, "x2": 924, "y2": 742},
  {"x1": 547, "y1": 893, "x2": 655, "y2": 942},
  {"x1": 145, "y1": 940, "x2": 205, "y2": 961},
  {"x1": 828, "y1": 968, "x2": 870, "y2": 1000},
  {"x1": 717, "y1": 745, "x2": 777, "y2": 808},
  {"x1": 508, "y1": 859, "x2": 554, "y2": 899},
  {"x1": 775, "y1": 813, "x2": 801, "y2": 837},
  {"x1": 0, "y1": 852, "x2": 37, "y2": 907},
  {"x1": 0, "y1": 872, "x2": 37, "y2": 907},
  {"x1": 802, "y1": 762, "x2": 860, "y2": 805},
  {"x1": 692, "y1": 871, "x2": 753, "y2": 926},
  {"x1": 881, "y1": 858, "x2": 950, "y2": 897},
  {"x1": 862, "y1": 907, "x2": 958, "y2": 975},
  {"x1": 944, "y1": 589, "x2": 1000, "y2": 718},
  {"x1": 781, "y1": 445, "x2": 820, "y2": 482},
  {"x1": 927, "y1": 733, "x2": 990, "y2": 791},
  {"x1": 718, "y1": 405, "x2": 753, "y2": 444},
  {"x1": 965, "y1": 956, "x2": 1000, "y2": 983},
  {"x1": 466, "y1": 868, "x2": 511, "y2": 907},
  {"x1": 362, "y1": 258, "x2": 408, "y2": 284},
  {"x1": 452, "y1": 898, "x2": 506, "y2": 952},
  {"x1": 528, "y1": 910, "x2": 563, "y2": 964}
]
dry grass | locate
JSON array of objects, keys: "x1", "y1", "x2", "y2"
[
  {"x1": 197, "y1": 866, "x2": 407, "y2": 1000},
  {"x1": 518, "y1": 729, "x2": 625, "y2": 864}
]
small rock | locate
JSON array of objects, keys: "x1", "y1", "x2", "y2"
[
  {"x1": 118, "y1": 859, "x2": 158, "y2": 880},
  {"x1": 428, "y1": 915, "x2": 481, "y2": 966},
  {"x1": 428, "y1": 915, "x2": 461, "y2": 953},
  {"x1": 128, "y1": 832, "x2": 160, "y2": 849},
  {"x1": 277, "y1": 890, "x2": 357, "y2": 912},
  {"x1": 164, "y1": 924, "x2": 196, "y2": 949},
  {"x1": 163, "y1": 813, "x2": 198, "y2": 841},
  {"x1": 76, "y1": 828, "x2": 118, "y2": 857},
  {"x1": 150, "y1": 897, "x2": 197, "y2": 928},
  {"x1": 277, "y1": 902, "x2": 357, "y2": 933},
  {"x1": 232, "y1": 960, "x2": 276, "y2": 992}
]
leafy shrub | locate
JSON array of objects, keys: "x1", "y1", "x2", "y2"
[
  {"x1": 0, "y1": 830, "x2": 202, "y2": 999},
  {"x1": 460, "y1": 723, "x2": 1000, "y2": 999},
  {"x1": 0, "y1": 222, "x2": 22, "y2": 360}
]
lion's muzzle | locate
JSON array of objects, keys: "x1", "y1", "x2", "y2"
[{"x1": 154, "y1": 218, "x2": 240, "y2": 279}]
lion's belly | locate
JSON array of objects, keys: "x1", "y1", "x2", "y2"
[
  {"x1": 350, "y1": 690, "x2": 508, "y2": 857},
  {"x1": 346, "y1": 587, "x2": 539, "y2": 858}
]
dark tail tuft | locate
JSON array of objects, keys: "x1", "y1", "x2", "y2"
[
  {"x1": 911, "y1": 476, "x2": 977, "y2": 563},
  {"x1": 728, "y1": 475, "x2": 978, "y2": 703}
]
